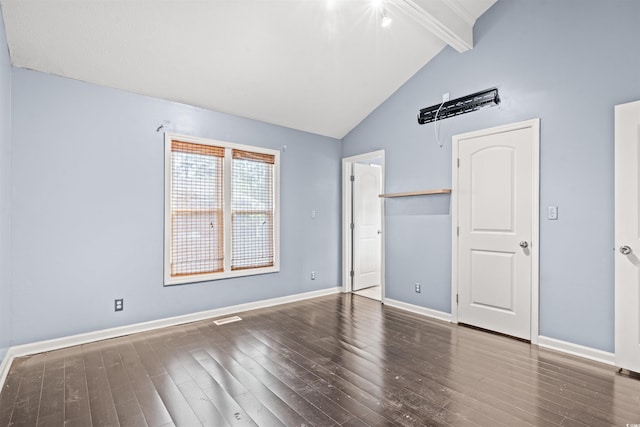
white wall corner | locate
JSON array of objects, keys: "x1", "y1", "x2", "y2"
[
  {"x1": 384, "y1": 298, "x2": 452, "y2": 323},
  {"x1": 537, "y1": 336, "x2": 615, "y2": 366}
]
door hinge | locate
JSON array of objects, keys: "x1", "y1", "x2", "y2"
[
  {"x1": 457, "y1": 226, "x2": 459, "y2": 236},
  {"x1": 457, "y1": 158, "x2": 460, "y2": 168},
  {"x1": 350, "y1": 270, "x2": 354, "y2": 277},
  {"x1": 350, "y1": 223, "x2": 355, "y2": 230},
  {"x1": 350, "y1": 175, "x2": 355, "y2": 182},
  {"x1": 456, "y1": 294, "x2": 459, "y2": 304}
]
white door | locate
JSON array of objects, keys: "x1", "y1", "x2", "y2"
[
  {"x1": 353, "y1": 163, "x2": 382, "y2": 291},
  {"x1": 615, "y1": 100, "x2": 640, "y2": 373},
  {"x1": 454, "y1": 120, "x2": 539, "y2": 340}
]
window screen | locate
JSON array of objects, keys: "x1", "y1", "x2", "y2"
[
  {"x1": 170, "y1": 141, "x2": 224, "y2": 277},
  {"x1": 231, "y1": 149, "x2": 275, "y2": 270}
]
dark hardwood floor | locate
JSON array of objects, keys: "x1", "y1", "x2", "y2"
[{"x1": 1, "y1": 293, "x2": 639, "y2": 426}]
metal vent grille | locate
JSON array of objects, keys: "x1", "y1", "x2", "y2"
[{"x1": 213, "y1": 316, "x2": 242, "y2": 325}]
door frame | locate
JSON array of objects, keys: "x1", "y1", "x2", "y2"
[
  {"x1": 342, "y1": 150, "x2": 385, "y2": 300},
  {"x1": 451, "y1": 119, "x2": 540, "y2": 344}
]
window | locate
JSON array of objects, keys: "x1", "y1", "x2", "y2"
[{"x1": 164, "y1": 134, "x2": 279, "y2": 285}]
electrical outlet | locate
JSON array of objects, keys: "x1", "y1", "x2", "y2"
[
  {"x1": 442, "y1": 92, "x2": 450, "y2": 102},
  {"x1": 115, "y1": 298, "x2": 124, "y2": 312},
  {"x1": 548, "y1": 206, "x2": 558, "y2": 220},
  {"x1": 311, "y1": 271, "x2": 316, "y2": 280},
  {"x1": 311, "y1": 210, "x2": 316, "y2": 219},
  {"x1": 415, "y1": 283, "x2": 421, "y2": 293}
]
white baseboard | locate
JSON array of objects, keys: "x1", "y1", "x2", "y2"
[
  {"x1": 537, "y1": 335, "x2": 615, "y2": 366},
  {"x1": 384, "y1": 298, "x2": 452, "y2": 323},
  {"x1": 0, "y1": 286, "x2": 341, "y2": 389},
  {"x1": 0, "y1": 347, "x2": 15, "y2": 390},
  {"x1": 383, "y1": 303, "x2": 616, "y2": 367}
]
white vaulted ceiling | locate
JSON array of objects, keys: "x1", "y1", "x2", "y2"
[{"x1": 0, "y1": 0, "x2": 495, "y2": 138}]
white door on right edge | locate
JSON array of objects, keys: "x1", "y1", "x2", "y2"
[
  {"x1": 456, "y1": 121, "x2": 537, "y2": 340},
  {"x1": 615, "y1": 100, "x2": 640, "y2": 374}
]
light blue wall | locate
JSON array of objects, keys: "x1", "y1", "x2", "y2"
[
  {"x1": 342, "y1": 0, "x2": 640, "y2": 352},
  {"x1": 0, "y1": 7, "x2": 12, "y2": 362},
  {"x1": 10, "y1": 69, "x2": 341, "y2": 345}
]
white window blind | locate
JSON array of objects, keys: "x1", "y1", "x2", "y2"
[{"x1": 231, "y1": 149, "x2": 275, "y2": 270}]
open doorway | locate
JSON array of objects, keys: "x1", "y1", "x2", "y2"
[{"x1": 342, "y1": 150, "x2": 385, "y2": 302}]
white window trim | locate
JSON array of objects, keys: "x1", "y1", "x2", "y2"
[{"x1": 164, "y1": 132, "x2": 280, "y2": 286}]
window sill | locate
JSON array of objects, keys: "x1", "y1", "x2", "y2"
[{"x1": 164, "y1": 264, "x2": 280, "y2": 286}]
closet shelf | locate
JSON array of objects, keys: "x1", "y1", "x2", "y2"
[{"x1": 379, "y1": 189, "x2": 451, "y2": 198}]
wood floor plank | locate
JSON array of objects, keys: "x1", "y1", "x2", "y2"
[
  {"x1": 9, "y1": 352, "x2": 46, "y2": 427},
  {"x1": 215, "y1": 318, "x2": 418, "y2": 425},
  {"x1": 36, "y1": 350, "x2": 66, "y2": 426},
  {"x1": 175, "y1": 380, "x2": 230, "y2": 427},
  {"x1": 210, "y1": 324, "x2": 355, "y2": 422},
  {"x1": 312, "y1": 325, "x2": 558, "y2": 425},
  {"x1": 109, "y1": 385, "x2": 146, "y2": 427},
  {"x1": 101, "y1": 342, "x2": 148, "y2": 427},
  {"x1": 2, "y1": 293, "x2": 640, "y2": 427},
  {"x1": 253, "y1": 327, "x2": 452, "y2": 426},
  {"x1": 116, "y1": 339, "x2": 173, "y2": 427},
  {"x1": 191, "y1": 349, "x2": 285, "y2": 427},
  {"x1": 201, "y1": 342, "x2": 313, "y2": 426},
  {"x1": 115, "y1": 339, "x2": 154, "y2": 392},
  {"x1": 132, "y1": 384, "x2": 174, "y2": 427},
  {"x1": 258, "y1": 308, "x2": 504, "y2": 426},
  {"x1": 0, "y1": 357, "x2": 27, "y2": 425},
  {"x1": 63, "y1": 349, "x2": 92, "y2": 426},
  {"x1": 82, "y1": 341, "x2": 121, "y2": 427},
  {"x1": 245, "y1": 330, "x2": 411, "y2": 425},
  {"x1": 221, "y1": 322, "x2": 407, "y2": 427},
  {"x1": 150, "y1": 373, "x2": 202, "y2": 426},
  {"x1": 281, "y1": 298, "x2": 571, "y2": 426},
  {"x1": 175, "y1": 349, "x2": 257, "y2": 426}
]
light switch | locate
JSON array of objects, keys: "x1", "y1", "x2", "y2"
[{"x1": 548, "y1": 206, "x2": 558, "y2": 220}]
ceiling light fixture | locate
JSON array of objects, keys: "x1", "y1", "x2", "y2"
[
  {"x1": 371, "y1": 0, "x2": 391, "y2": 28},
  {"x1": 380, "y1": 9, "x2": 392, "y2": 27},
  {"x1": 380, "y1": 9, "x2": 393, "y2": 28}
]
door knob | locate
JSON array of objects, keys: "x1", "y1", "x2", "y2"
[
  {"x1": 519, "y1": 241, "x2": 528, "y2": 249},
  {"x1": 620, "y1": 245, "x2": 632, "y2": 255},
  {"x1": 377, "y1": 230, "x2": 382, "y2": 235}
]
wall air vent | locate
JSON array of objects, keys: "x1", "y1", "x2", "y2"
[
  {"x1": 417, "y1": 88, "x2": 500, "y2": 125},
  {"x1": 213, "y1": 315, "x2": 242, "y2": 325}
]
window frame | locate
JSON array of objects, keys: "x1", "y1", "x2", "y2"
[{"x1": 164, "y1": 133, "x2": 280, "y2": 286}]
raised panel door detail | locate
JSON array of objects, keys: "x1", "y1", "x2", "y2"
[
  {"x1": 470, "y1": 250, "x2": 515, "y2": 313},
  {"x1": 470, "y1": 147, "x2": 515, "y2": 233}
]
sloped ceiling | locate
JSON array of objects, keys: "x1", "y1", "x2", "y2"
[{"x1": 0, "y1": 0, "x2": 496, "y2": 138}]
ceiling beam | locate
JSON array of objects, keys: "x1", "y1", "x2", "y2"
[{"x1": 394, "y1": 0, "x2": 474, "y2": 53}]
